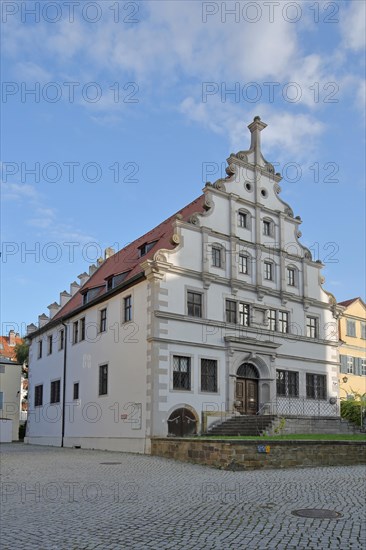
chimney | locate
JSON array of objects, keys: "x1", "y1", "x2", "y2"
[
  {"x1": 38, "y1": 314, "x2": 49, "y2": 328},
  {"x1": 26, "y1": 323, "x2": 38, "y2": 335},
  {"x1": 105, "y1": 247, "x2": 115, "y2": 260},
  {"x1": 78, "y1": 272, "x2": 89, "y2": 287},
  {"x1": 89, "y1": 264, "x2": 98, "y2": 276},
  {"x1": 48, "y1": 302, "x2": 60, "y2": 319},
  {"x1": 9, "y1": 330, "x2": 16, "y2": 346},
  {"x1": 60, "y1": 291, "x2": 71, "y2": 307},
  {"x1": 70, "y1": 281, "x2": 80, "y2": 296}
]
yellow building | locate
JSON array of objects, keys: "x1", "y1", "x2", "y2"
[{"x1": 338, "y1": 297, "x2": 366, "y2": 399}]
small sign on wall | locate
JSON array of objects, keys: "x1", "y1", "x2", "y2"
[{"x1": 257, "y1": 445, "x2": 270, "y2": 454}]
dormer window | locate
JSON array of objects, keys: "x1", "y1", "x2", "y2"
[
  {"x1": 139, "y1": 240, "x2": 158, "y2": 257},
  {"x1": 106, "y1": 271, "x2": 130, "y2": 291},
  {"x1": 82, "y1": 286, "x2": 103, "y2": 305}
]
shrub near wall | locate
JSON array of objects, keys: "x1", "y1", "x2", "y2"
[{"x1": 341, "y1": 400, "x2": 365, "y2": 427}]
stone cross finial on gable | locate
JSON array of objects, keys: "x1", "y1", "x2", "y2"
[{"x1": 248, "y1": 116, "x2": 267, "y2": 154}]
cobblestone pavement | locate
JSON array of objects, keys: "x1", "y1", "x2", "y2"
[{"x1": 0, "y1": 444, "x2": 365, "y2": 550}]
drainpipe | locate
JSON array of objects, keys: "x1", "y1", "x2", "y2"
[{"x1": 61, "y1": 321, "x2": 68, "y2": 447}]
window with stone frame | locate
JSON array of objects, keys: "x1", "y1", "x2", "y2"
[
  {"x1": 264, "y1": 261, "x2": 273, "y2": 281},
  {"x1": 276, "y1": 370, "x2": 299, "y2": 397},
  {"x1": 268, "y1": 309, "x2": 277, "y2": 331},
  {"x1": 50, "y1": 380, "x2": 61, "y2": 404},
  {"x1": 73, "y1": 321, "x2": 79, "y2": 344},
  {"x1": 306, "y1": 373, "x2": 326, "y2": 400},
  {"x1": 201, "y1": 359, "x2": 218, "y2": 392},
  {"x1": 47, "y1": 335, "x2": 53, "y2": 355},
  {"x1": 238, "y1": 211, "x2": 249, "y2": 228},
  {"x1": 212, "y1": 246, "x2": 222, "y2": 268},
  {"x1": 34, "y1": 384, "x2": 43, "y2": 407},
  {"x1": 225, "y1": 300, "x2": 237, "y2": 324},
  {"x1": 99, "y1": 308, "x2": 107, "y2": 333},
  {"x1": 361, "y1": 322, "x2": 366, "y2": 340},
  {"x1": 173, "y1": 356, "x2": 191, "y2": 390},
  {"x1": 238, "y1": 254, "x2": 249, "y2": 274},
  {"x1": 278, "y1": 311, "x2": 289, "y2": 334},
  {"x1": 124, "y1": 295, "x2": 132, "y2": 322},
  {"x1": 347, "y1": 356, "x2": 354, "y2": 374},
  {"x1": 362, "y1": 359, "x2": 366, "y2": 376},
  {"x1": 239, "y1": 303, "x2": 250, "y2": 326},
  {"x1": 306, "y1": 316, "x2": 318, "y2": 339},
  {"x1": 287, "y1": 267, "x2": 295, "y2": 286},
  {"x1": 99, "y1": 364, "x2": 108, "y2": 396},
  {"x1": 80, "y1": 318, "x2": 86, "y2": 341},
  {"x1": 346, "y1": 320, "x2": 356, "y2": 337},
  {"x1": 187, "y1": 291, "x2": 202, "y2": 318}
]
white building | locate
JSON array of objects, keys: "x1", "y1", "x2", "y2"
[
  {"x1": 26, "y1": 117, "x2": 341, "y2": 453},
  {"x1": 0, "y1": 358, "x2": 22, "y2": 441}
]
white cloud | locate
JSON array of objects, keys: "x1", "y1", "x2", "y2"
[
  {"x1": 340, "y1": 1, "x2": 366, "y2": 52},
  {"x1": 1, "y1": 182, "x2": 39, "y2": 201},
  {"x1": 180, "y1": 98, "x2": 324, "y2": 161}
]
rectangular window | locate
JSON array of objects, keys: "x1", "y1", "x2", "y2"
[
  {"x1": 347, "y1": 356, "x2": 354, "y2": 374},
  {"x1": 238, "y1": 212, "x2": 247, "y2": 228},
  {"x1": 278, "y1": 311, "x2": 289, "y2": 334},
  {"x1": 99, "y1": 309, "x2": 107, "y2": 333},
  {"x1": 80, "y1": 318, "x2": 85, "y2": 341},
  {"x1": 239, "y1": 303, "x2": 250, "y2": 326},
  {"x1": 306, "y1": 317, "x2": 318, "y2": 339},
  {"x1": 38, "y1": 340, "x2": 42, "y2": 359},
  {"x1": 50, "y1": 380, "x2": 61, "y2": 404},
  {"x1": 268, "y1": 309, "x2": 276, "y2": 331},
  {"x1": 287, "y1": 268, "x2": 295, "y2": 286},
  {"x1": 212, "y1": 246, "x2": 221, "y2": 268},
  {"x1": 173, "y1": 356, "x2": 191, "y2": 390},
  {"x1": 201, "y1": 359, "x2": 218, "y2": 392},
  {"x1": 361, "y1": 359, "x2": 366, "y2": 376},
  {"x1": 34, "y1": 384, "x2": 43, "y2": 407},
  {"x1": 73, "y1": 321, "x2": 79, "y2": 344},
  {"x1": 361, "y1": 322, "x2": 366, "y2": 340},
  {"x1": 346, "y1": 320, "x2": 356, "y2": 337},
  {"x1": 276, "y1": 370, "x2": 299, "y2": 397},
  {"x1": 187, "y1": 291, "x2": 202, "y2": 318},
  {"x1": 226, "y1": 300, "x2": 237, "y2": 324},
  {"x1": 99, "y1": 364, "x2": 108, "y2": 396},
  {"x1": 124, "y1": 295, "x2": 132, "y2": 322},
  {"x1": 0, "y1": 391, "x2": 3, "y2": 410},
  {"x1": 73, "y1": 382, "x2": 79, "y2": 400},
  {"x1": 238, "y1": 254, "x2": 248, "y2": 274},
  {"x1": 264, "y1": 262, "x2": 273, "y2": 280},
  {"x1": 263, "y1": 220, "x2": 271, "y2": 236},
  {"x1": 59, "y1": 329, "x2": 64, "y2": 351},
  {"x1": 306, "y1": 373, "x2": 326, "y2": 400},
  {"x1": 47, "y1": 335, "x2": 53, "y2": 355}
]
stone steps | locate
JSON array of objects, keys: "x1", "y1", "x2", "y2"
[{"x1": 206, "y1": 415, "x2": 276, "y2": 436}]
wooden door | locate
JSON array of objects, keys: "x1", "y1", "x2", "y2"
[{"x1": 235, "y1": 379, "x2": 258, "y2": 414}]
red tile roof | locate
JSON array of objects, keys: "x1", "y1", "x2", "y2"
[
  {"x1": 52, "y1": 194, "x2": 206, "y2": 322},
  {"x1": 338, "y1": 297, "x2": 362, "y2": 307},
  {"x1": 0, "y1": 335, "x2": 23, "y2": 360}
]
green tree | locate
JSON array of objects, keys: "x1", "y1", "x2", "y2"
[{"x1": 14, "y1": 342, "x2": 29, "y2": 373}]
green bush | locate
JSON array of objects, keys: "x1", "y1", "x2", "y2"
[{"x1": 341, "y1": 400, "x2": 364, "y2": 427}]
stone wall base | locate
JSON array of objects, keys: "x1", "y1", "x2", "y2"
[{"x1": 151, "y1": 438, "x2": 366, "y2": 470}]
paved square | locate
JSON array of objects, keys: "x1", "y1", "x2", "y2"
[{"x1": 1, "y1": 443, "x2": 365, "y2": 549}]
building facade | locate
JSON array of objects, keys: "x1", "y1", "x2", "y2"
[
  {"x1": 26, "y1": 117, "x2": 341, "y2": 453},
  {"x1": 338, "y1": 298, "x2": 366, "y2": 398}
]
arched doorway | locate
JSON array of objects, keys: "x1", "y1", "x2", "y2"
[
  {"x1": 235, "y1": 363, "x2": 259, "y2": 415},
  {"x1": 167, "y1": 408, "x2": 197, "y2": 437}
]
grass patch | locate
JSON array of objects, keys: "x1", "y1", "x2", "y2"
[{"x1": 195, "y1": 433, "x2": 366, "y2": 441}]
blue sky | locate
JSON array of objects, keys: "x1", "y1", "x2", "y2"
[{"x1": 1, "y1": 0, "x2": 365, "y2": 335}]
